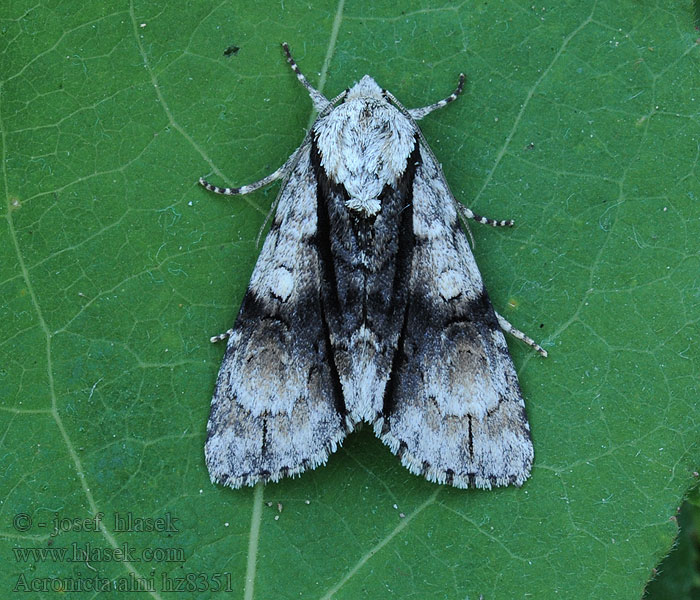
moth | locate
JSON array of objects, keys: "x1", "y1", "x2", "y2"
[{"x1": 200, "y1": 44, "x2": 546, "y2": 490}]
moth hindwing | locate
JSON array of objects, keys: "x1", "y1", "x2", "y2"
[{"x1": 200, "y1": 43, "x2": 546, "y2": 490}]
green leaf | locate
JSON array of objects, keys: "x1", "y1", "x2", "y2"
[
  {"x1": 644, "y1": 495, "x2": 700, "y2": 600},
  {"x1": 1, "y1": 1, "x2": 698, "y2": 599}
]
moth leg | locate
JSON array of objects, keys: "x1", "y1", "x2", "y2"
[
  {"x1": 495, "y1": 311, "x2": 548, "y2": 357},
  {"x1": 408, "y1": 73, "x2": 466, "y2": 120},
  {"x1": 199, "y1": 152, "x2": 296, "y2": 196},
  {"x1": 281, "y1": 42, "x2": 330, "y2": 113},
  {"x1": 210, "y1": 328, "x2": 234, "y2": 344},
  {"x1": 455, "y1": 203, "x2": 544, "y2": 356},
  {"x1": 455, "y1": 202, "x2": 514, "y2": 227}
]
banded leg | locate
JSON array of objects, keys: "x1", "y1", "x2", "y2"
[
  {"x1": 199, "y1": 146, "x2": 302, "y2": 195},
  {"x1": 210, "y1": 328, "x2": 234, "y2": 344},
  {"x1": 456, "y1": 202, "x2": 514, "y2": 227},
  {"x1": 495, "y1": 312, "x2": 548, "y2": 357},
  {"x1": 282, "y1": 42, "x2": 330, "y2": 112},
  {"x1": 408, "y1": 73, "x2": 466, "y2": 120}
]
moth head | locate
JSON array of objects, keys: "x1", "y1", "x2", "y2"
[{"x1": 346, "y1": 75, "x2": 383, "y2": 100}]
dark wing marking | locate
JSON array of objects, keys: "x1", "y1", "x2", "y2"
[
  {"x1": 375, "y1": 144, "x2": 533, "y2": 489},
  {"x1": 205, "y1": 147, "x2": 350, "y2": 488},
  {"x1": 310, "y1": 137, "x2": 418, "y2": 424}
]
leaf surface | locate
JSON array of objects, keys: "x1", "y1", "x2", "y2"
[{"x1": 1, "y1": 1, "x2": 698, "y2": 598}]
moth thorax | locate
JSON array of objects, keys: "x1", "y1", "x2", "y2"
[{"x1": 345, "y1": 196, "x2": 381, "y2": 216}]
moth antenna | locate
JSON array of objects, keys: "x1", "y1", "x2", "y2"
[
  {"x1": 408, "y1": 73, "x2": 466, "y2": 120},
  {"x1": 281, "y1": 42, "x2": 330, "y2": 112}
]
